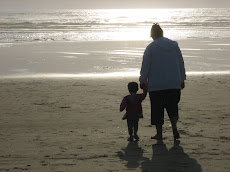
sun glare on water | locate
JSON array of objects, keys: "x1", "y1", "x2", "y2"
[{"x1": 97, "y1": 9, "x2": 176, "y2": 41}]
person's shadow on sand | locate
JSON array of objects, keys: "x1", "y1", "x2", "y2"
[
  {"x1": 117, "y1": 142, "x2": 144, "y2": 169},
  {"x1": 141, "y1": 140, "x2": 202, "y2": 172}
]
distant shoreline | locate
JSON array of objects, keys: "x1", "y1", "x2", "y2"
[
  {"x1": 0, "y1": 38, "x2": 230, "y2": 78},
  {"x1": 1, "y1": 71, "x2": 230, "y2": 80}
]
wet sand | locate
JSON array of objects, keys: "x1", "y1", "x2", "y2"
[
  {"x1": 0, "y1": 38, "x2": 230, "y2": 78},
  {"x1": 0, "y1": 74, "x2": 230, "y2": 171}
]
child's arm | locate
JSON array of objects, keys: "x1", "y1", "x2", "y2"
[
  {"x1": 140, "y1": 85, "x2": 147, "y2": 102},
  {"x1": 120, "y1": 97, "x2": 127, "y2": 112}
]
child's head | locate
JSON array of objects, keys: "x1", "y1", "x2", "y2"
[{"x1": 128, "y1": 82, "x2": 138, "y2": 93}]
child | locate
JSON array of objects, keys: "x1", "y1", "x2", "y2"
[{"x1": 120, "y1": 82, "x2": 147, "y2": 142}]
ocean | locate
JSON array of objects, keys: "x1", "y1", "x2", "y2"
[
  {"x1": 0, "y1": 8, "x2": 230, "y2": 77},
  {"x1": 1, "y1": 8, "x2": 230, "y2": 44}
]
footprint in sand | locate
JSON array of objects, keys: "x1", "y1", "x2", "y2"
[{"x1": 59, "y1": 106, "x2": 71, "y2": 109}]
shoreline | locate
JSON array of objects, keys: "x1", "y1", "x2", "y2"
[
  {"x1": 1, "y1": 36, "x2": 230, "y2": 47},
  {"x1": 0, "y1": 38, "x2": 230, "y2": 78},
  {"x1": 1, "y1": 70, "x2": 230, "y2": 79}
]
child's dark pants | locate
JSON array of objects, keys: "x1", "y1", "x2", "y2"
[{"x1": 127, "y1": 116, "x2": 139, "y2": 136}]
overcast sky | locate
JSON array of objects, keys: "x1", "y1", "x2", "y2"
[{"x1": 1, "y1": 0, "x2": 230, "y2": 10}]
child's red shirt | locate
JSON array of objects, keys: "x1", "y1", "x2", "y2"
[{"x1": 120, "y1": 88, "x2": 147, "y2": 116}]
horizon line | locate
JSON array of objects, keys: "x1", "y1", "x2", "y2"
[{"x1": 1, "y1": 7, "x2": 230, "y2": 11}]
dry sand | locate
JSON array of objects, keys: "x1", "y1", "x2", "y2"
[{"x1": 0, "y1": 74, "x2": 230, "y2": 172}]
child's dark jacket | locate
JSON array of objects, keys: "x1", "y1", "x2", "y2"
[{"x1": 120, "y1": 88, "x2": 147, "y2": 116}]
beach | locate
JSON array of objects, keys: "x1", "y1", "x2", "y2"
[
  {"x1": 1, "y1": 7, "x2": 230, "y2": 172},
  {"x1": 0, "y1": 74, "x2": 230, "y2": 172}
]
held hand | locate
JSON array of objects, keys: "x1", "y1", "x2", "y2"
[
  {"x1": 181, "y1": 82, "x2": 185, "y2": 90},
  {"x1": 140, "y1": 83, "x2": 146, "y2": 89}
]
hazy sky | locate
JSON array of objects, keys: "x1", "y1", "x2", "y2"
[{"x1": 1, "y1": 0, "x2": 230, "y2": 10}]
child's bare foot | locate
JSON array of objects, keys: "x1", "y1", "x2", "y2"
[
  {"x1": 151, "y1": 134, "x2": 162, "y2": 140},
  {"x1": 127, "y1": 136, "x2": 133, "y2": 142},
  {"x1": 134, "y1": 134, "x2": 139, "y2": 141}
]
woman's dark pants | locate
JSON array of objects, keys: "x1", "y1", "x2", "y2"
[{"x1": 149, "y1": 89, "x2": 181, "y2": 126}]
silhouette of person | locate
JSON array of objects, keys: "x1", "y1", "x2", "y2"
[
  {"x1": 117, "y1": 142, "x2": 144, "y2": 169},
  {"x1": 168, "y1": 140, "x2": 202, "y2": 172},
  {"x1": 141, "y1": 140, "x2": 202, "y2": 172},
  {"x1": 120, "y1": 82, "x2": 147, "y2": 142},
  {"x1": 139, "y1": 23, "x2": 186, "y2": 140},
  {"x1": 141, "y1": 141, "x2": 171, "y2": 171}
]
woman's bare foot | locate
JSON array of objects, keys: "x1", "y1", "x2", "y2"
[
  {"x1": 173, "y1": 128, "x2": 180, "y2": 140},
  {"x1": 151, "y1": 134, "x2": 162, "y2": 140}
]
